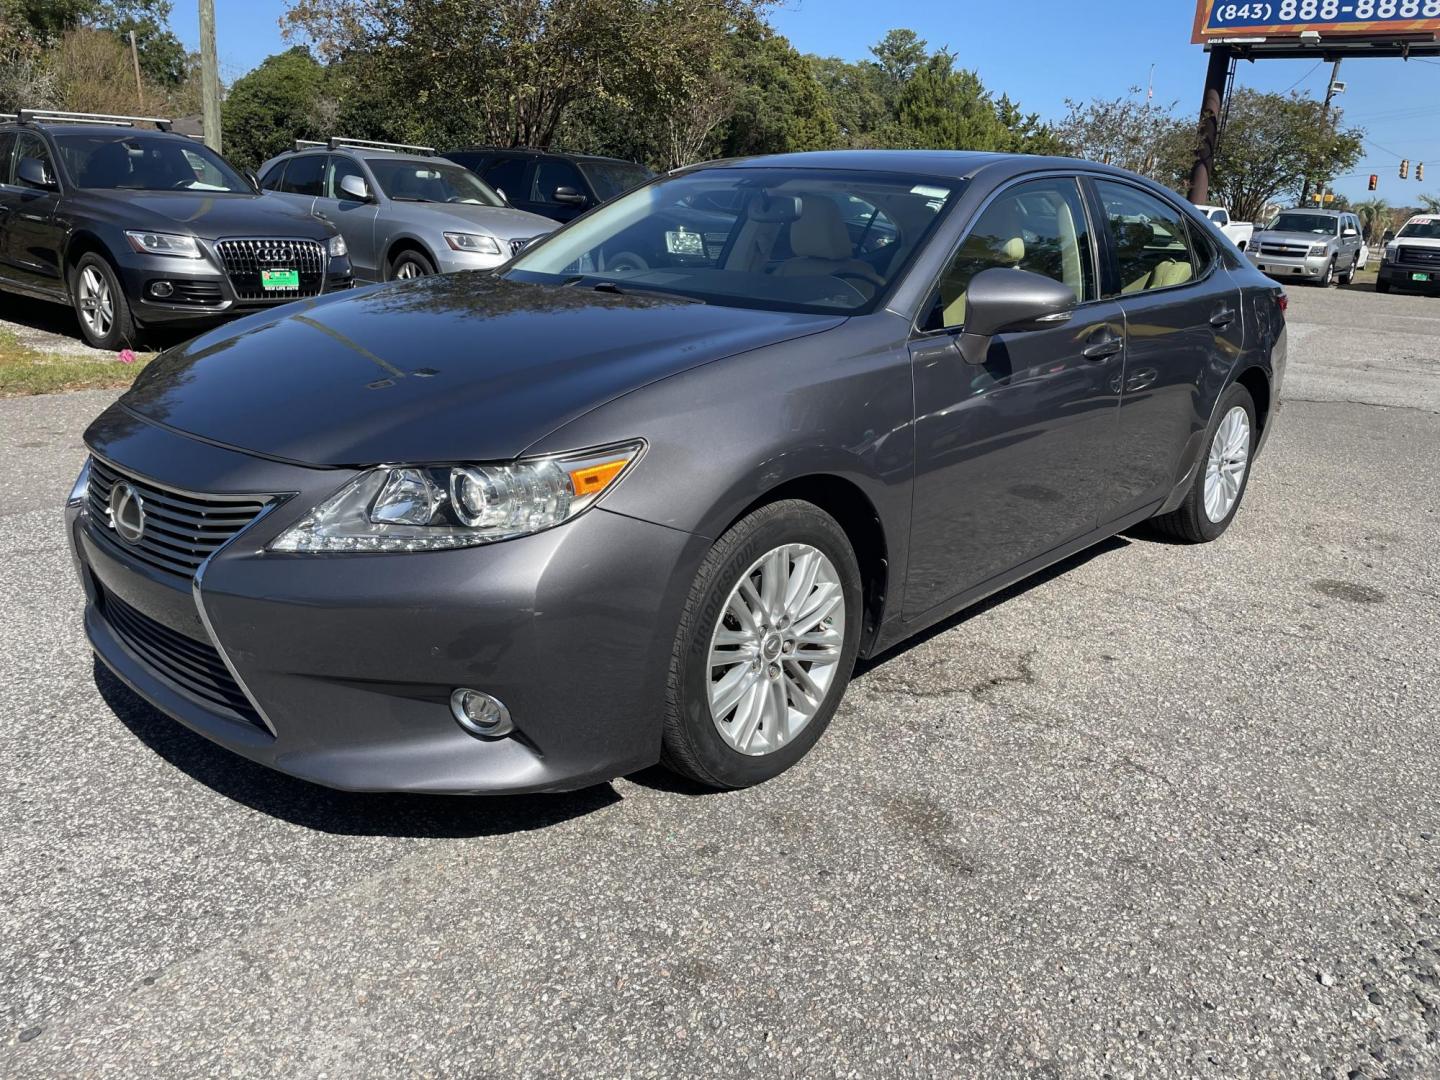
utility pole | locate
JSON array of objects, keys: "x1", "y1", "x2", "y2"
[
  {"x1": 199, "y1": 0, "x2": 221, "y2": 153},
  {"x1": 128, "y1": 30, "x2": 144, "y2": 110},
  {"x1": 1186, "y1": 45, "x2": 1232, "y2": 205},
  {"x1": 1304, "y1": 59, "x2": 1344, "y2": 205}
]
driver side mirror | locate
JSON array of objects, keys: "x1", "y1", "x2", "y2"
[
  {"x1": 954, "y1": 267, "x2": 1077, "y2": 366},
  {"x1": 553, "y1": 185, "x2": 588, "y2": 207},
  {"x1": 16, "y1": 157, "x2": 56, "y2": 190},
  {"x1": 338, "y1": 174, "x2": 371, "y2": 202},
  {"x1": 1383, "y1": 230, "x2": 1395, "y2": 242}
]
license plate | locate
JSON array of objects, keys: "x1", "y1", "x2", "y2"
[
  {"x1": 1413, "y1": 272, "x2": 1432, "y2": 283},
  {"x1": 260, "y1": 268, "x2": 299, "y2": 290}
]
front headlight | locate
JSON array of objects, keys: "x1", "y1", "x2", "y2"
[
  {"x1": 1309, "y1": 243, "x2": 1329, "y2": 257},
  {"x1": 124, "y1": 230, "x2": 201, "y2": 258},
  {"x1": 327, "y1": 234, "x2": 348, "y2": 259},
  {"x1": 443, "y1": 231, "x2": 503, "y2": 255},
  {"x1": 1382, "y1": 244, "x2": 1397, "y2": 263},
  {"x1": 270, "y1": 442, "x2": 643, "y2": 553},
  {"x1": 67, "y1": 457, "x2": 91, "y2": 507}
]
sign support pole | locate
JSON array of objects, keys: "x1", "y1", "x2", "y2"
[{"x1": 1187, "y1": 44, "x2": 1232, "y2": 205}]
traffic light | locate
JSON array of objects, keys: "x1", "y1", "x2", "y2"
[
  {"x1": 1400, "y1": 159, "x2": 1410, "y2": 179},
  {"x1": 1369, "y1": 174, "x2": 1378, "y2": 191},
  {"x1": 1419, "y1": 163, "x2": 1426, "y2": 182}
]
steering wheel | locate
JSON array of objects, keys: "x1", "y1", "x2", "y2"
[
  {"x1": 170, "y1": 179, "x2": 196, "y2": 190},
  {"x1": 833, "y1": 270, "x2": 883, "y2": 295}
]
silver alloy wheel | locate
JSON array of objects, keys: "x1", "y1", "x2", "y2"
[
  {"x1": 394, "y1": 258, "x2": 428, "y2": 279},
  {"x1": 1203, "y1": 405, "x2": 1251, "y2": 523},
  {"x1": 707, "y1": 543, "x2": 846, "y2": 757},
  {"x1": 77, "y1": 265, "x2": 114, "y2": 339}
]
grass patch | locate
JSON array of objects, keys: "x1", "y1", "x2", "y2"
[{"x1": 0, "y1": 329, "x2": 150, "y2": 397}]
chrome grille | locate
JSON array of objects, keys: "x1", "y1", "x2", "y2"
[
  {"x1": 1397, "y1": 246, "x2": 1440, "y2": 268},
  {"x1": 100, "y1": 588, "x2": 266, "y2": 731},
  {"x1": 215, "y1": 238, "x2": 326, "y2": 301},
  {"x1": 1259, "y1": 242, "x2": 1311, "y2": 258},
  {"x1": 85, "y1": 457, "x2": 270, "y2": 579},
  {"x1": 509, "y1": 237, "x2": 532, "y2": 256}
]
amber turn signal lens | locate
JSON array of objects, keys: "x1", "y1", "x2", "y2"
[{"x1": 568, "y1": 459, "x2": 628, "y2": 497}]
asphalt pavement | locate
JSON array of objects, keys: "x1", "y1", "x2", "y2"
[{"x1": 1, "y1": 283, "x2": 1437, "y2": 1078}]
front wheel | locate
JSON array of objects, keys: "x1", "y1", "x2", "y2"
[
  {"x1": 1317, "y1": 258, "x2": 1335, "y2": 287},
  {"x1": 1149, "y1": 383, "x2": 1256, "y2": 544},
  {"x1": 661, "y1": 500, "x2": 862, "y2": 789},
  {"x1": 1376, "y1": 279, "x2": 1391, "y2": 294},
  {"x1": 387, "y1": 249, "x2": 436, "y2": 280},
  {"x1": 1340, "y1": 256, "x2": 1357, "y2": 285},
  {"x1": 70, "y1": 253, "x2": 137, "y2": 350}
]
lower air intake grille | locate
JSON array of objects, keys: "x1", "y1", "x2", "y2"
[{"x1": 100, "y1": 588, "x2": 266, "y2": 731}]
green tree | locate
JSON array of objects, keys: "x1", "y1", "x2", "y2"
[
  {"x1": 222, "y1": 46, "x2": 335, "y2": 169},
  {"x1": 809, "y1": 54, "x2": 888, "y2": 147},
  {"x1": 1419, "y1": 193, "x2": 1440, "y2": 214},
  {"x1": 709, "y1": 21, "x2": 838, "y2": 157},
  {"x1": 1211, "y1": 89, "x2": 1364, "y2": 222},
  {"x1": 894, "y1": 52, "x2": 1011, "y2": 151},
  {"x1": 1056, "y1": 91, "x2": 1193, "y2": 189},
  {"x1": 869, "y1": 27, "x2": 926, "y2": 104},
  {"x1": 93, "y1": 0, "x2": 187, "y2": 86}
]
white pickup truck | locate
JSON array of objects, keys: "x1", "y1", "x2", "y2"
[{"x1": 1196, "y1": 205, "x2": 1254, "y2": 251}]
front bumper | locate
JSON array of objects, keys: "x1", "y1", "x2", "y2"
[
  {"x1": 1249, "y1": 252, "x2": 1330, "y2": 279},
  {"x1": 113, "y1": 245, "x2": 353, "y2": 326},
  {"x1": 1377, "y1": 260, "x2": 1440, "y2": 292},
  {"x1": 69, "y1": 420, "x2": 703, "y2": 793}
]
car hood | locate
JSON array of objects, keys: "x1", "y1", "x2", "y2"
[
  {"x1": 1392, "y1": 235, "x2": 1440, "y2": 248},
  {"x1": 398, "y1": 203, "x2": 557, "y2": 241},
  {"x1": 111, "y1": 274, "x2": 844, "y2": 466},
  {"x1": 69, "y1": 190, "x2": 333, "y2": 240},
  {"x1": 1254, "y1": 230, "x2": 1335, "y2": 247}
]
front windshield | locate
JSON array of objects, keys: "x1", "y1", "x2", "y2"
[
  {"x1": 580, "y1": 161, "x2": 655, "y2": 202},
  {"x1": 1397, "y1": 217, "x2": 1440, "y2": 240},
  {"x1": 1268, "y1": 212, "x2": 1338, "y2": 236},
  {"x1": 368, "y1": 158, "x2": 503, "y2": 206},
  {"x1": 507, "y1": 167, "x2": 960, "y2": 314},
  {"x1": 54, "y1": 132, "x2": 251, "y2": 192}
]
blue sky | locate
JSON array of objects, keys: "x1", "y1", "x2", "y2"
[{"x1": 172, "y1": 0, "x2": 1440, "y2": 205}]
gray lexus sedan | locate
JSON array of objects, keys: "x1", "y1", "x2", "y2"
[{"x1": 69, "y1": 150, "x2": 1286, "y2": 794}]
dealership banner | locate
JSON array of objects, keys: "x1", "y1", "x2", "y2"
[{"x1": 1193, "y1": 0, "x2": 1440, "y2": 41}]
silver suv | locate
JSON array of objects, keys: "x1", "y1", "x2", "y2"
[
  {"x1": 259, "y1": 139, "x2": 556, "y2": 281},
  {"x1": 1248, "y1": 208, "x2": 1363, "y2": 287}
]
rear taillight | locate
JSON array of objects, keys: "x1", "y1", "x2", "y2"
[{"x1": 1276, "y1": 292, "x2": 1289, "y2": 314}]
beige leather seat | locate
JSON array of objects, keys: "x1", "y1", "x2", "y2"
[
  {"x1": 937, "y1": 200, "x2": 1028, "y2": 327},
  {"x1": 1119, "y1": 222, "x2": 1194, "y2": 293},
  {"x1": 773, "y1": 198, "x2": 884, "y2": 289}
]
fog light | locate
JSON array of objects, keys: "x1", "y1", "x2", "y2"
[
  {"x1": 150, "y1": 281, "x2": 174, "y2": 298},
  {"x1": 450, "y1": 688, "x2": 513, "y2": 738}
]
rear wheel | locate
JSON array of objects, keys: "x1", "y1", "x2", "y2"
[
  {"x1": 387, "y1": 248, "x2": 435, "y2": 280},
  {"x1": 661, "y1": 500, "x2": 862, "y2": 789},
  {"x1": 70, "y1": 253, "x2": 137, "y2": 350},
  {"x1": 1149, "y1": 383, "x2": 1256, "y2": 544}
]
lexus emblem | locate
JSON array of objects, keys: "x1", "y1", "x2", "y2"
[{"x1": 108, "y1": 482, "x2": 146, "y2": 545}]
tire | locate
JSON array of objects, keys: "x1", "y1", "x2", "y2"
[
  {"x1": 1316, "y1": 258, "x2": 1334, "y2": 287},
  {"x1": 1376, "y1": 279, "x2": 1391, "y2": 294},
  {"x1": 606, "y1": 250, "x2": 649, "y2": 273},
  {"x1": 661, "y1": 499, "x2": 863, "y2": 789},
  {"x1": 1340, "y1": 257, "x2": 1357, "y2": 285},
  {"x1": 387, "y1": 248, "x2": 436, "y2": 280},
  {"x1": 69, "y1": 253, "x2": 137, "y2": 350},
  {"x1": 1150, "y1": 383, "x2": 1257, "y2": 544}
]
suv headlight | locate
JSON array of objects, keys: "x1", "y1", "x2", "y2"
[
  {"x1": 443, "y1": 231, "x2": 503, "y2": 255},
  {"x1": 1309, "y1": 243, "x2": 1329, "y2": 256},
  {"x1": 125, "y1": 231, "x2": 201, "y2": 258},
  {"x1": 327, "y1": 234, "x2": 348, "y2": 259},
  {"x1": 1382, "y1": 244, "x2": 1397, "y2": 263},
  {"x1": 270, "y1": 442, "x2": 643, "y2": 552}
]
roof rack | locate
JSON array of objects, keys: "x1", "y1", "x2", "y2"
[
  {"x1": 294, "y1": 136, "x2": 435, "y2": 155},
  {"x1": 14, "y1": 109, "x2": 173, "y2": 131}
]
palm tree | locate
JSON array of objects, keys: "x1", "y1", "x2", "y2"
[
  {"x1": 1420, "y1": 193, "x2": 1440, "y2": 214},
  {"x1": 1352, "y1": 197, "x2": 1391, "y2": 242}
]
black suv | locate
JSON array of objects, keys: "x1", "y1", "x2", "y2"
[
  {"x1": 441, "y1": 147, "x2": 654, "y2": 223},
  {"x1": 0, "y1": 110, "x2": 352, "y2": 349}
]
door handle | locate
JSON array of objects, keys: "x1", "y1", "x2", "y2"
[
  {"x1": 1082, "y1": 337, "x2": 1123, "y2": 361},
  {"x1": 1210, "y1": 308, "x2": 1236, "y2": 329}
]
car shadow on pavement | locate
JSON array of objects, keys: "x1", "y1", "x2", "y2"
[
  {"x1": 94, "y1": 662, "x2": 620, "y2": 837},
  {"x1": 0, "y1": 293, "x2": 196, "y2": 353}
]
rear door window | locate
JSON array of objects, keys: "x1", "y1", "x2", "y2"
[
  {"x1": 1093, "y1": 180, "x2": 1199, "y2": 297},
  {"x1": 278, "y1": 154, "x2": 324, "y2": 197}
]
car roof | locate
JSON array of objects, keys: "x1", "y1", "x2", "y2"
[
  {"x1": 685, "y1": 149, "x2": 1142, "y2": 182},
  {"x1": 1279, "y1": 207, "x2": 1345, "y2": 216},
  {"x1": 0, "y1": 122, "x2": 183, "y2": 139},
  {"x1": 444, "y1": 146, "x2": 647, "y2": 166}
]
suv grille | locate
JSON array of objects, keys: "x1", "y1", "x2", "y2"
[
  {"x1": 86, "y1": 457, "x2": 270, "y2": 579},
  {"x1": 100, "y1": 588, "x2": 266, "y2": 731},
  {"x1": 509, "y1": 237, "x2": 532, "y2": 256},
  {"x1": 1259, "y1": 242, "x2": 1312, "y2": 258},
  {"x1": 215, "y1": 238, "x2": 326, "y2": 301},
  {"x1": 1397, "y1": 245, "x2": 1440, "y2": 268}
]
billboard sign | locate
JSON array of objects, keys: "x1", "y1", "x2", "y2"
[{"x1": 1193, "y1": 0, "x2": 1440, "y2": 42}]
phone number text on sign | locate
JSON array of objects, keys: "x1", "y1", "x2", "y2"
[{"x1": 1199, "y1": 0, "x2": 1440, "y2": 35}]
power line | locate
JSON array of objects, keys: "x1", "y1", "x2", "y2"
[{"x1": 1283, "y1": 61, "x2": 1323, "y2": 92}]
